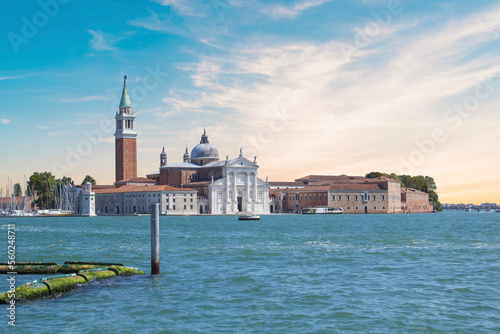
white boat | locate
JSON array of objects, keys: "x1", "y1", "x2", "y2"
[
  {"x1": 465, "y1": 207, "x2": 471, "y2": 212},
  {"x1": 303, "y1": 206, "x2": 344, "y2": 214},
  {"x1": 238, "y1": 214, "x2": 260, "y2": 221}
]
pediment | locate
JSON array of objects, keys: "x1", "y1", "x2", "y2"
[{"x1": 225, "y1": 156, "x2": 259, "y2": 169}]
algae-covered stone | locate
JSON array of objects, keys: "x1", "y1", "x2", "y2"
[
  {"x1": 57, "y1": 264, "x2": 108, "y2": 274},
  {"x1": 108, "y1": 266, "x2": 145, "y2": 276},
  {"x1": 0, "y1": 282, "x2": 50, "y2": 304},
  {"x1": 0, "y1": 263, "x2": 59, "y2": 275},
  {"x1": 78, "y1": 269, "x2": 116, "y2": 281},
  {"x1": 42, "y1": 274, "x2": 87, "y2": 294}
]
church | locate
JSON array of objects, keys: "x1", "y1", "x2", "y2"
[{"x1": 92, "y1": 77, "x2": 270, "y2": 215}]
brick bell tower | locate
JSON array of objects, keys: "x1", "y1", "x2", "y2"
[{"x1": 115, "y1": 75, "x2": 137, "y2": 182}]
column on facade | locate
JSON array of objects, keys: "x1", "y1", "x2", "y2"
[
  {"x1": 225, "y1": 171, "x2": 230, "y2": 202},
  {"x1": 233, "y1": 172, "x2": 237, "y2": 201},
  {"x1": 253, "y1": 173, "x2": 258, "y2": 202},
  {"x1": 246, "y1": 172, "x2": 250, "y2": 202}
]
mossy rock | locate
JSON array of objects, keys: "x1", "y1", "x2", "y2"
[
  {"x1": 0, "y1": 263, "x2": 59, "y2": 275},
  {"x1": 57, "y1": 264, "x2": 108, "y2": 274},
  {"x1": 78, "y1": 269, "x2": 116, "y2": 281},
  {"x1": 64, "y1": 261, "x2": 124, "y2": 266},
  {"x1": 108, "y1": 266, "x2": 145, "y2": 276},
  {"x1": 0, "y1": 282, "x2": 50, "y2": 304},
  {"x1": 42, "y1": 275, "x2": 87, "y2": 294}
]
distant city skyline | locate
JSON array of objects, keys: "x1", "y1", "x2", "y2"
[{"x1": 1, "y1": 0, "x2": 500, "y2": 204}]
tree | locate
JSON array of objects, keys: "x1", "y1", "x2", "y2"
[
  {"x1": 81, "y1": 175, "x2": 96, "y2": 185},
  {"x1": 28, "y1": 172, "x2": 56, "y2": 209},
  {"x1": 425, "y1": 176, "x2": 437, "y2": 191},
  {"x1": 365, "y1": 172, "x2": 385, "y2": 178},
  {"x1": 13, "y1": 183, "x2": 22, "y2": 197}
]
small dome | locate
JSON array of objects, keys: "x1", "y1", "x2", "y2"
[{"x1": 160, "y1": 146, "x2": 167, "y2": 158}]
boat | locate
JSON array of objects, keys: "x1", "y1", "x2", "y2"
[
  {"x1": 238, "y1": 214, "x2": 260, "y2": 221},
  {"x1": 302, "y1": 206, "x2": 343, "y2": 214},
  {"x1": 496, "y1": 209, "x2": 500, "y2": 213},
  {"x1": 465, "y1": 207, "x2": 471, "y2": 212}
]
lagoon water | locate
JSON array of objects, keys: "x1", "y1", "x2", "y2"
[{"x1": 1, "y1": 211, "x2": 499, "y2": 333}]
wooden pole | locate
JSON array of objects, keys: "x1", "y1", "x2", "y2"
[{"x1": 150, "y1": 203, "x2": 160, "y2": 275}]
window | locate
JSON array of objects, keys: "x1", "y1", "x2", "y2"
[
  {"x1": 309, "y1": 194, "x2": 312, "y2": 200},
  {"x1": 347, "y1": 207, "x2": 350, "y2": 210},
  {"x1": 355, "y1": 194, "x2": 358, "y2": 201},
  {"x1": 289, "y1": 195, "x2": 291, "y2": 200},
  {"x1": 339, "y1": 195, "x2": 342, "y2": 201},
  {"x1": 373, "y1": 195, "x2": 376, "y2": 201},
  {"x1": 347, "y1": 194, "x2": 350, "y2": 201},
  {"x1": 184, "y1": 205, "x2": 186, "y2": 209},
  {"x1": 173, "y1": 205, "x2": 176, "y2": 210},
  {"x1": 300, "y1": 195, "x2": 303, "y2": 201},
  {"x1": 314, "y1": 194, "x2": 317, "y2": 200},
  {"x1": 374, "y1": 206, "x2": 377, "y2": 210},
  {"x1": 332, "y1": 194, "x2": 335, "y2": 201},
  {"x1": 191, "y1": 205, "x2": 193, "y2": 209},
  {"x1": 356, "y1": 207, "x2": 359, "y2": 210}
]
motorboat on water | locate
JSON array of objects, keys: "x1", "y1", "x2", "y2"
[
  {"x1": 302, "y1": 206, "x2": 344, "y2": 214},
  {"x1": 238, "y1": 214, "x2": 260, "y2": 221}
]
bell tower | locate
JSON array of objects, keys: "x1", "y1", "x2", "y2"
[{"x1": 115, "y1": 75, "x2": 137, "y2": 182}]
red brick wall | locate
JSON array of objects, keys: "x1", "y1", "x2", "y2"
[{"x1": 115, "y1": 138, "x2": 137, "y2": 182}]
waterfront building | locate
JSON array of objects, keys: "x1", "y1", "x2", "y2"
[
  {"x1": 401, "y1": 188, "x2": 432, "y2": 213},
  {"x1": 86, "y1": 77, "x2": 269, "y2": 216},
  {"x1": 147, "y1": 132, "x2": 270, "y2": 215},
  {"x1": 93, "y1": 185, "x2": 198, "y2": 215},
  {"x1": 79, "y1": 182, "x2": 96, "y2": 216},
  {"x1": 270, "y1": 175, "x2": 403, "y2": 214}
]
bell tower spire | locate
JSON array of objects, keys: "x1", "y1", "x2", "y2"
[{"x1": 114, "y1": 75, "x2": 138, "y2": 182}]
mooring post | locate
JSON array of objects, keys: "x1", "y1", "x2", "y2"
[{"x1": 150, "y1": 203, "x2": 160, "y2": 275}]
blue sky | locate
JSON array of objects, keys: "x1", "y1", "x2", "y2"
[{"x1": 1, "y1": 0, "x2": 500, "y2": 203}]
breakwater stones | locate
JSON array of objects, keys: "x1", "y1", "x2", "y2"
[{"x1": 0, "y1": 262, "x2": 145, "y2": 303}]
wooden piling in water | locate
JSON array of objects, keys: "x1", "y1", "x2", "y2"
[{"x1": 151, "y1": 203, "x2": 160, "y2": 275}]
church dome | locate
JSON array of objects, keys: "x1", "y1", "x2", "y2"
[
  {"x1": 190, "y1": 129, "x2": 219, "y2": 164},
  {"x1": 191, "y1": 144, "x2": 219, "y2": 159}
]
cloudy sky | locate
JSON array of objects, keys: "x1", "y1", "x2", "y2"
[{"x1": 1, "y1": 0, "x2": 500, "y2": 204}]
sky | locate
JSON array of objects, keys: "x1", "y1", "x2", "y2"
[{"x1": 1, "y1": 0, "x2": 500, "y2": 204}]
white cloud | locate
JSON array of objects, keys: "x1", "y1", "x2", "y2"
[
  {"x1": 1, "y1": 119, "x2": 11, "y2": 124},
  {"x1": 86, "y1": 30, "x2": 122, "y2": 51},
  {"x1": 160, "y1": 3, "x2": 500, "y2": 185},
  {"x1": 262, "y1": 0, "x2": 334, "y2": 19}
]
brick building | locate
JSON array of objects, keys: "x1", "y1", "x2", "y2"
[
  {"x1": 401, "y1": 188, "x2": 433, "y2": 213},
  {"x1": 270, "y1": 175, "x2": 402, "y2": 214}
]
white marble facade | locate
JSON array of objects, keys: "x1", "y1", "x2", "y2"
[{"x1": 209, "y1": 156, "x2": 269, "y2": 214}]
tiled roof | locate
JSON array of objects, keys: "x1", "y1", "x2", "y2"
[
  {"x1": 328, "y1": 184, "x2": 385, "y2": 191},
  {"x1": 93, "y1": 185, "x2": 116, "y2": 190},
  {"x1": 269, "y1": 181, "x2": 305, "y2": 187},
  {"x1": 161, "y1": 162, "x2": 201, "y2": 169},
  {"x1": 401, "y1": 188, "x2": 429, "y2": 195},
  {"x1": 296, "y1": 175, "x2": 367, "y2": 182},
  {"x1": 93, "y1": 185, "x2": 196, "y2": 194},
  {"x1": 117, "y1": 177, "x2": 155, "y2": 183}
]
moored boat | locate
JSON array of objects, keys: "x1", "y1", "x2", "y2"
[
  {"x1": 238, "y1": 214, "x2": 260, "y2": 221},
  {"x1": 302, "y1": 206, "x2": 343, "y2": 214}
]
